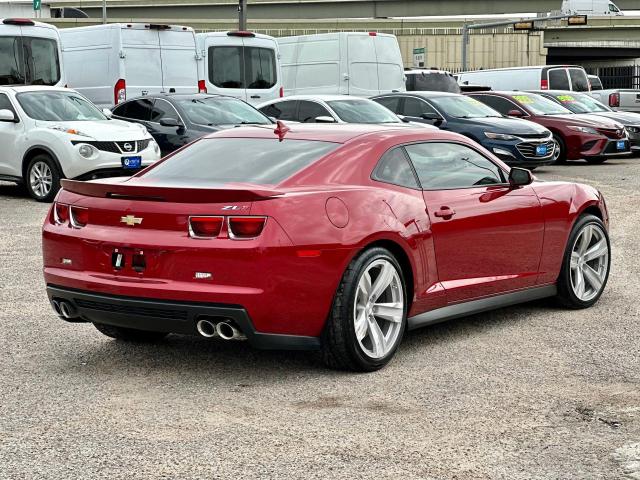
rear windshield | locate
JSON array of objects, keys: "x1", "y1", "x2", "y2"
[
  {"x1": 208, "y1": 46, "x2": 277, "y2": 90},
  {"x1": 143, "y1": 138, "x2": 339, "y2": 185},
  {"x1": 407, "y1": 72, "x2": 461, "y2": 93},
  {"x1": 569, "y1": 68, "x2": 590, "y2": 92},
  {"x1": 0, "y1": 36, "x2": 60, "y2": 86}
]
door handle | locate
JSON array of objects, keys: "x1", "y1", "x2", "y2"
[
  {"x1": 433, "y1": 206, "x2": 456, "y2": 219},
  {"x1": 250, "y1": 95, "x2": 261, "y2": 99}
]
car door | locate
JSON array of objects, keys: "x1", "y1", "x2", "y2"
[
  {"x1": 404, "y1": 141, "x2": 545, "y2": 303},
  {"x1": 0, "y1": 93, "x2": 24, "y2": 177},
  {"x1": 401, "y1": 97, "x2": 444, "y2": 126},
  {"x1": 149, "y1": 98, "x2": 191, "y2": 155},
  {"x1": 297, "y1": 100, "x2": 333, "y2": 122}
]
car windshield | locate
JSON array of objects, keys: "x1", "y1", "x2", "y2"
[
  {"x1": 143, "y1": 138, "x2": 340, "y2": 185},
  {"x1": 175, "y1": 96, "x2": 271, "y2": 126},
  {"x1": 17, "y1": 91, "x2": 105, "y2": 121},
  {"x1": 554, "y1": 93, "x2": 611, "y2": 114},
  {"x1": 509, "y1": 93, "x2": 571, "y2": 115},
  {"x1": 326, "y1": 100, "x2": 400, "y2": 124},
  {"x1": 429, "y1": 95, "x2": 502, "y2": 118}
]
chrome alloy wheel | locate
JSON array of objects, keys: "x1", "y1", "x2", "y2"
[
  {"x1": 552, "y1": 139, "x2": 562, "y2": 162},
  {"x1": 570, "y1": 223, "x2": 610, "y2": 302},
  {"x1": 353, "y1": 259, "x2": 404, "y2": 359},
  {"x1": 29, "y1": 161, "x2": 53, "y2": 199}
]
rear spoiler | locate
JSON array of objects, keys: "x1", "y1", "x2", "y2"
[{"x1": 61, "y1": 179, "x2": 283, "y2": 203}]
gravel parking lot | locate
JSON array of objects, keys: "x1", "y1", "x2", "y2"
[{"x1": 1, "y1": 159, "x2": 639, "y2": 480}]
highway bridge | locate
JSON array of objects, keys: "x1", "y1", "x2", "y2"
[{"x1": 47, "y1": 0, "x2": 640, "y2": 20}]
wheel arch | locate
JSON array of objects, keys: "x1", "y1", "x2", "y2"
[{"x1": 22, "y1": 146, "x2": 65, "y2": 180}]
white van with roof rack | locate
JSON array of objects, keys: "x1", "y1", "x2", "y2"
[
  {"x1": 457, "y1": 66, "x2": 591, "y2": 93},
  {"x1": 277, "y1": 32, "x2": 406, "y2": 97},
  {"x1": 60, "y1": 23, "x2": 200, "y2": 109},
  {"x1": 196, "y1": 31, "x2": 282, "y2": 106},
  {"x1": 0, "y1": 18, "x2": 65, "y2": 87}
]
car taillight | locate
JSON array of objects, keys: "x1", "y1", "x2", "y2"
[
  {"x1": 279, "y1": 86, "x2": 284, "y2": 98},
  {"x1": 609, "y1": 92, "x2": 620, "y2": 108},
  {"x1": 198, "y1": 80, "x2": 207, "y2": 93},
  {"x1": 541, "y1": 79, "x2": 549, "y2": 90},
  {"x1": 228, "y1": 216, "x2": 267, "y2": 239},
  {"x1": 70, "y1": 206, "x2": 89, "y2": 228},
  {"x1": 114, "y1": 79, "x2": 126, "y2": 104},
  {"x1": 189, "y1": 216, "x2": 224, "y2": 238},
  {"x1": 53, "y1": 202, "x2": 69, "y2": 225}
]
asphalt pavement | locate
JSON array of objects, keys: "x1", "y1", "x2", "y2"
[{"x1": 1, "y1": 158, "x2": 639, "y2": 479}]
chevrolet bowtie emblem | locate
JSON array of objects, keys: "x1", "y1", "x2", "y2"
[{"x1": 120, "y1": 215, "x2": 143, "y2": 226}]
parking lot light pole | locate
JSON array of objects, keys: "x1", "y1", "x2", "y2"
[
  {"x1": 461, "y1": 14, "x2": 587, "y2": 72},
  {"x1": 239, "y1": 0, "x2": 247, "y2": 31},
  {"x1": 102, "y1": 0, "x2": 106, "y2": 24}
]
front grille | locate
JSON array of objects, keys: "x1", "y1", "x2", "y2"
[
  {"x1": 74, "y1": 298, "x2": 188, "y2": 320},
  {"x1": 71, "y1": 140, "x2": 149, "y2": 154},
  {"x1": 514, "y1": 132, "x2": 549, "y2": 140},
  {"x1": 599, "y1": 128, "x2": 625, "y2": 139},
  {"x1": 516, "y1": 140, "x2": 555, "y2": 159}
]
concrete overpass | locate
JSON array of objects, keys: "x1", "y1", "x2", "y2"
[{"x1": 45, "y1": 0, "x2": 640, "y2": 20}]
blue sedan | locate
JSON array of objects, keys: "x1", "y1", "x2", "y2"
[{"x1": 372, "y1": 92, "x2": 555, "y2": 169}]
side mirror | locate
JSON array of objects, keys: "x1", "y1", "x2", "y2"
[
  {"x1": 315, "y1": 116, "x2": 336, "y2": 123},
  {"x1": 397, "y1": 115, "x2": 410, "y2": 123},
  {"x1": 102, "y1": 108, "x2": 113, "y2": 118},
  {"x1": 159, "y1": 117, "x2": 182, "y2": 128},
  {"x1": 507, "y1": 109, "x2": 524, "y2": 118},
  {"x1": 421, "y1": 112, "x2": 443, "y2": 125},
  {"x1": 509, "y1": 167, "x2": 534, "y2": 187},
  {"x1": 0, "y1": 109, "x2": 17, "y2": 123}
]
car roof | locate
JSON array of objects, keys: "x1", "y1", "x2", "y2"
[
  {"x1": 266, "y1": 95, "x2": 367, "y2": 102},
  {"x1": 377, "y1": 91, "x2": 460, "y2": 98},
  {"x1": 529, "y1": 90, "x2": 588, "y2": 96},
  {"x1": 0, "y1": 86, "x2": 72, "y2": 94},
  {"x1": 404, "y1": 69, "x2": 453, "y2": 75},
  {"x1": 125, "y1": 93, "x2": 240, "y2": 102},
  {"x1": 203, "y1": 123, "x2": 442, "y2": 144}
]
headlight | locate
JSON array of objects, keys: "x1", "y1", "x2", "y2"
[
  {"x1": 48, "y1": 125, "x2": 91, "y2": 137},
  {"x1": 484, "y1": 132, "x2": 518, "y2": 141},
  {"x1": 151, "y1": 140, "x2": 160, "y2": 155},
  {"x1": 627, "y1": 126, "x2": 640, "y2": 134},
  {"x1": 568, "y1": 125, "x2": 600, "y2": 135},
  {"x1": 137, "y1": 124, "x2": 148, "y2": 134},
  {"x1": 78, "y1": 144, "x2": 96, "y2": 158}
]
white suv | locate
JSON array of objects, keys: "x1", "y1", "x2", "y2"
[{"x1": 0, "y1": 86, "x2": 160, "y2": 201}]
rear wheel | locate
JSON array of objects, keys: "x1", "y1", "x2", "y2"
[
  {"x1": 552, "y1": 134, "x2": 567, "y2": 164},
  {"x1": 321, "y1": 247, "x2": 407, "y2": 372},
  {"x1": 25, "y1": 154, "x2": 61, "y2": 202},
  {"x1": 556, "y1": 214, "x2": 610, "y2": 309},
  {"x1": 93, "y1": 323, "x2": 169, "y2": 342}
]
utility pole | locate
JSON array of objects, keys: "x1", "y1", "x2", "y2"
[
  {"x1": 102, "y1": 0, "x2": 107, "y2": 24},
  {"x1": 239, "y1": 0, "x2": 247, "y2": 30}
]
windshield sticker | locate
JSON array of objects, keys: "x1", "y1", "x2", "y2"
[
  {"x1": 512, "y1": 95, "x2": 534, "y2": 104},
  {"x1": 465, "y1": 97, "x2": 483, "y2": 105},
  {"x1": 557, "y1": 95, "x2": 576, "y2": 102}
]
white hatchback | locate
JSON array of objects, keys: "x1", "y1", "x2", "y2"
[{"x1": 0, "y1": 86, "x2": 160, "y2": 201}]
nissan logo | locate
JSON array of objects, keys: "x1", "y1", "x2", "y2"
[{"x1": 123, "y1": 143, "x2": 133, "y2": 152}]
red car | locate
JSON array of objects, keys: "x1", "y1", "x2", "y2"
[
  {"x1": 469, "y1": 91, "x2": 630, "y2": 164},
  {"x1": 43, "y1": 124, "x2": 611, "y2": 371}
]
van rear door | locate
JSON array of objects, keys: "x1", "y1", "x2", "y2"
[
  {"x1": 202, "y1": 33, "x2": 247, "y2": 101},
  {"x1": 121, "y1": 25, "x2": 163, "y2": 98},
  {"x1": 243, "y1": 35, "x2": 280, "y2": 104},
  {"x1": 158, "y1": 27, "x2": 198, "y2": 94},
  {"x1": 347, "y1": 33, "x2": 379, "y2": 96},
  {"x1": 373, "y1": 34, "x2": 405, "y2": 94}
]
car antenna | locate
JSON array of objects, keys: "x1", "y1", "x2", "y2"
[{"x1": 274, "y1": 120, "x2": 290, "y2": 142}]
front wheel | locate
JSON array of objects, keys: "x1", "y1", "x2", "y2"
[
  {"x1": 556, "y1": 214, "x2": 611, "y2": 309},
  {"x1": 321, "y1": 247, "x2": 407, "y2": 372},
  {"x1": 25, "y1": 154, "x2": 62, "y2": 202},
  {"x1": 553, "y1": 135, "x2": 567, "y2": 164}
]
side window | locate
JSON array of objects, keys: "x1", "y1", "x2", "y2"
[
  {"x1": 473, "y1": 95, "x2": 522, "y2": 115},
  {"x1": 405, "y1": 75, "x2": 415, "y2": 91},
  {"x1": 0, "y1": 36, "x2": 25, "y2": 85},
  {"x1": 374, "y1": 96, "x2": 400, "y2": 113},
  {"x1": 26, "y1": 37, "x2": 60, "y2": 86},
  {"x1": 120, "y1": 99, "x2": 153, "y2": 121},
  {"x1": 260, "y1": 101, "x2": 297, "y2": 121},
  {"x1": 372, "y1": 147, "x2": 420, "y2": 189},
  {"x1": 404, "y1": 142, "x2": 505, "y2": 190},
  {"x1": 151, "y1": 99, "x2": 179, "y2": 123},
  {"x1": 297, "y1": 101, "x2": 331, "y2": 123},
  {"x1": 403, "y1": 98, "x2": 438, "y2": 117},
  {"x1": 548, "y1": 69, "x2": 570, "y2": 90},
  {"x1": 0, "y1": 93, "x2": 16, "y2": 114}
]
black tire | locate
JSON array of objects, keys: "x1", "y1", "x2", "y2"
[
  {"x1": 93, "y1": 323, "x2": 169, "y2": 342},
  {"x1": 24, "y1": 154, "x2": 62, "y2": 202},
  {"x1": 585, "y1": 157, "x2": 607, "y2": 165},
  {"x1": 553, "y1": 134, "x2": 567, "y2": 164},
  {"x1": 321, "y1": 247, "x2": 407, "y2": 372},
  {"x1": 556, "y1": 214, "x2": 611, "y2": 309}
]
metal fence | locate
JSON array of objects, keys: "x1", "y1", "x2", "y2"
[{"x1": 585, "y1": 66, "x2": 640, "y2": 90}]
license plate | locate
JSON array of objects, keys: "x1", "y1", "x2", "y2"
[
  {"x1": 536, "y1": 145, "x2": 547, "y2": 156},
  {"x1": 617, "y1": 140, "x2": 626, "y2": 151},
  {"x1": 122, "y1": 156, "x2": 142, "y2": 169}
]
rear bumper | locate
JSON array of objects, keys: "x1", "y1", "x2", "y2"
[{"x1": 47, "y1": 285, "x2": 321, "y2": 351}]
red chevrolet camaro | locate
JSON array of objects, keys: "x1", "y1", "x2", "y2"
[{"x1": 43, "y1": 123, "x2": 611, "y2": 371}]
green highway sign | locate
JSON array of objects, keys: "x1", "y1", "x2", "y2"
[
  {"x1": 413, "y1": 47, "x2": 425, "y2": 67},
  {"x1": 33, "y1": 0, "x2": 41, "y2": 11}
]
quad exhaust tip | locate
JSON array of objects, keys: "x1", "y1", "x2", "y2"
[
  {"x1": 196, "y1": 318, "x2": 246, "y2": 341},
  {"x1": 53, "y1": 299, "x2": 78, "y2": 320},
  {"x1": 196, "y1": 319, "x2": 218, "y2": 338}
]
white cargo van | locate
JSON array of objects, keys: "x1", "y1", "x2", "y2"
[
  {"x1": 60, "y1": 23, "x2": 200, "y2": 108},
  {"x1": 457, "y1": 66, "x2": 591, "y2": 93},
  {"x1": 277, "y1": 32, "x2": 406, "y2": 97},
  {"x1": 197, "y1": 31, "x2": 282, "y2": 105},
  {"x1": 0, "y1": 18, "x2": 64, "y2": 87},
  {"x1": 561, "y1": 0, "x2": 624, "y2": 15}
]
